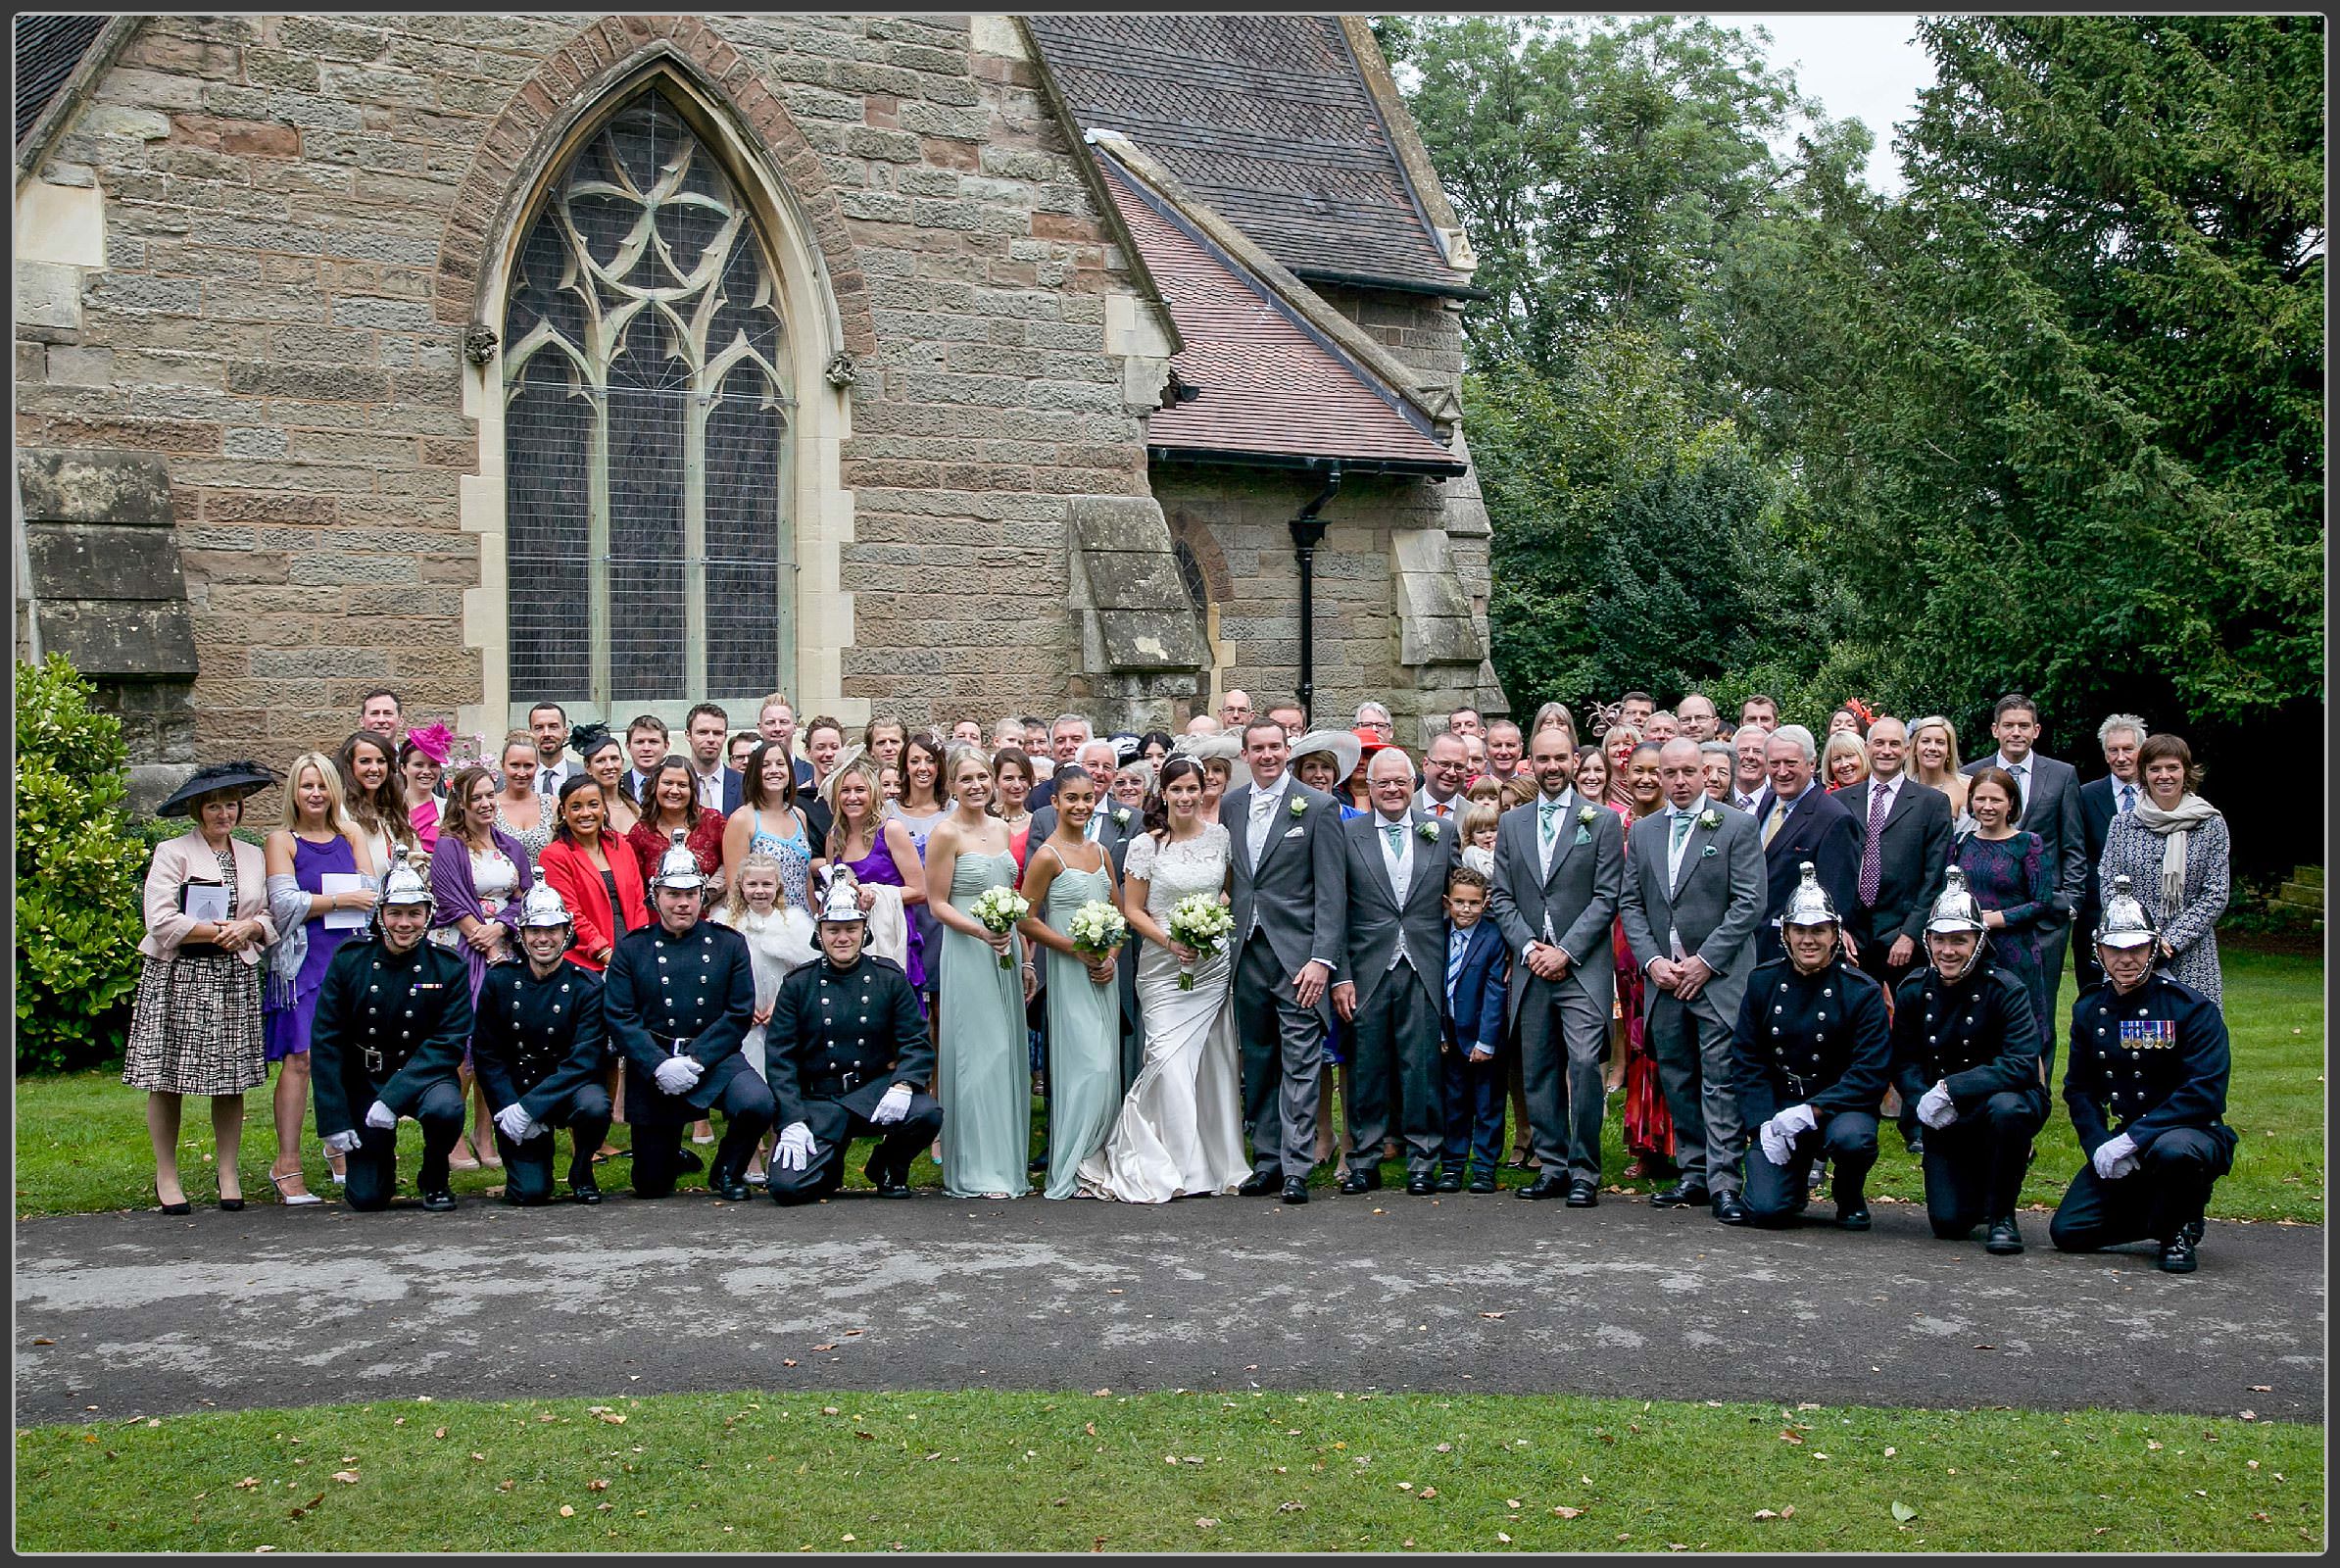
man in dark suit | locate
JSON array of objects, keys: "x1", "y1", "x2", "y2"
[
  {"x1": 1487, "y1": 723, "x2": 1626, "y2": 1205},
  {"x1": 1962, "y1": 693, "x2": 2085, "y2": 1054},
  {"x1": 2073, "y1": 712, "x2": 2148, "y2": 997},
  {"x1": 1222, "y1": 718, "x2": 1348, "y2": 1203},
  {"x1": 1619, "y1": 738, "x2": 1767, "y2": 1223},
  {"x1": 682, "y1": 702, "x2": 745, "y2": 816},
  {"x1": 1836, "y1": 715, "x2": 1953, "y2": 999},
  {"x1": 1331, "y1": 746, "x2": 1459, "y2": 1196},
  {"x1": 1750, "y1": 724, "x2": 1862, "y2": 965}
]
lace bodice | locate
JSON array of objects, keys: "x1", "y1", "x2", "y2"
[{"x1": 1123, "y1": 823, "x2": 1230, "y2": 919}]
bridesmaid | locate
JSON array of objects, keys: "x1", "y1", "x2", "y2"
[
  {"x1": 925, "y1": 745, "x2": 1034, "y2": 1200},
  {"x1": 1016, "y1": 763, "x2": 1123, "y2": 1199}
]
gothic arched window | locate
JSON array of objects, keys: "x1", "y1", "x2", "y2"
[{"x1": 502, "y1": 85, "x2": 795, "y2": 709}]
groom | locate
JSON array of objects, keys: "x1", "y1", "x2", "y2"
[{"x1": 1224, "y1": 717, "x2": 1348, "y2": 1203}]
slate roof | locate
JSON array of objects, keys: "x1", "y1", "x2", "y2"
[
  {"x1": 1025, "y1": 14, "x2": 1471, "y2": 298},
  {"x1": 14, "y1": 15, "x2": 105, "y2": 144},
  {"x1": 1097, "y1": 151, "x2": 1462, "y2": 475}
]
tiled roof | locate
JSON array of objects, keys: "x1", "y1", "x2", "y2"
[
  {"x1": 14, "y1": 15, "x2": 105, "y2": 144},
  {"x1": 1098, "y1": 153, "x2": 1462, "y2": 474},
  {"x1": 1025, "y1": 14, "x2": 1471, "y2": 298}
]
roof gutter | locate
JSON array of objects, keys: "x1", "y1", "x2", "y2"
[
  {"x1": 1292, "y1": 266, "x2": 1492, "y2": 304},
  {"x1": 1146, "y1": 446, "x2": 1466, "y2": 481}
]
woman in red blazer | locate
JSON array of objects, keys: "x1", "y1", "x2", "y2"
[
  {"x1": 537, "y1": 775, "x2": 650, "y2": 971},
  {"x1": 626, "y1": 756, "x2": 728, "y2": 905}
]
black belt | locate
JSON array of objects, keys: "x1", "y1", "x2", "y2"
[
  {"x1": 361, "y1": 1045, "x2": 411, "y2": 1076},
  {"x1": 804, "y1": 1068, "x2": 873, "y2": 1099}
]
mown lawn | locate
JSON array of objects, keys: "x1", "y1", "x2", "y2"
[
  {"x1": 15, "y1": 944, "x2": 2320, "y2": 1222},
  {"x1": 14, "y1": 1388, "x2": 2321, "y2": 1552}
]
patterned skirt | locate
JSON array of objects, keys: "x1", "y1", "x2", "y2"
[{"x1": 122, "y1": 953, "x2": 267, "y2": 1096}]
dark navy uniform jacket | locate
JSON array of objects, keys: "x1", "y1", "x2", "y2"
[
  {"x1": 312, "y1": 936, "x2": 473, "y2": 1138},
  {"x1": 1890, "y1": 962, "x2": 2046, "y2": 1111},
  {"x1": 473, "y1": 961, "x2": 608, "y2": 1124},
  {"x1": 2064, "y1": 973, "x2": 2235, "y2": 1160},
  {"x1": 765, "y1": 951, "x2": 933, "y2": 1131},
  {"x1": 1731, "y1": 955, "x2": 1891, "y2": 1125},
  {"x1": 603, "y1": 917, "x2": 756, "y2": 1111}
]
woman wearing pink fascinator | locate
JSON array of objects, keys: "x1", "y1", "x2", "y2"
[{"x1": 397, "y1": 721, "x2": 456, "y2": 851}]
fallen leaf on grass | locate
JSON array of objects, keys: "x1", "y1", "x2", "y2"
[
  {"x1": 1753, "y1": 1510, "x2": 1779, "y2": 1521},
  {"x1": 1435, "y1": 1443, "x2": 1452, "y2": 1452},
  {"x1": 1496, "y1": 1532, "x2": 1513, "y2": 1543},
  {"x1": 2146, "y1": 1441, "x2": 2164, "y2": 1451},
  {"x1": 1418, "y1": 1487, "x2": 1438, "y2": 1500},
  {"x1": 1779, "y1": 1431, "x2": 1803, "y2": 1445},
  {"x1": 285, "y1": 1491, "x2": 325, "y2": 1519},
  {"x1": 2240, "y1": 1410, "x2": 2257, "y2": 1421},
  {"x1": 1194, "y1": 1518, "x2": 1217, "y2": 1530},
  {"x1": 589, "y1": 1480, "x2": 609, "y2": 1493},
  {"x1": 1506, "y1": 1499, "x2": 1523, "y2": 1509},
  {"x1": 1552, "y1": 1506, "x2": 1583, "y2": 1519},
  {"x1": 1883, "y1": 1447, "x2": 1896, "y2": 1457},
  {"x1": 559, "y1": 1505, "x2": 575, "y2": 1518},
  {"x1": 1781, "y1": 1506, "x2": 1795, "y2": 1518},
  {"x1": 1094, "y1": 1389, "x2": 1111, "y2": 1397},
  {"x1": 1278, "y1": 1501, "x2": 1306, "y2": 1513},
  {"x1": 328, "y1": 1471, "x2": 359, "y2": 1485},
  {"x1": 598, "y1": 1413, "x2": 626, "y2": 1426},
  {"x1": 233, "y1": 1477, "x2": 260, "y2": 1491},
  {"x1": 1891, "y1": 1501, "x2": 1917, "y2": 1522}
]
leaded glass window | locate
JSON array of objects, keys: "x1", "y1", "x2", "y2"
[{"x1": 503, "y1": 86, "x2": 795, "y2": 709}]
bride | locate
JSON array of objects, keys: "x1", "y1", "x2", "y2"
[{"x1": 1077, "y1": 756, "x2": 1248, "y2": 1201}]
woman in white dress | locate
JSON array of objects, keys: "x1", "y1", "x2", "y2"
[{"x1": 1078, "y1": 756, "x2": 1248, "y2": 1201}]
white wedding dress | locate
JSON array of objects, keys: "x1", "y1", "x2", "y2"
[{"x1": 1076, "y1": 823, "x2": 1248, "y2": 1201}]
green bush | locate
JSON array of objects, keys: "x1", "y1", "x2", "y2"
[{"x1": 15, "y1": 655, "x2": 153, "y2": 1073}]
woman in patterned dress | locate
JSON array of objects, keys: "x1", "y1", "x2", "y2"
[
  {"x1": 126, "y1": 763, "x2": 280, "y2": 1213},
  {"x1": 491, "y1": 729, "x2": 552, "y2": 869},
  {"x1": 2096, "y1": 733, "x2": 2229, "y2": 1005}
]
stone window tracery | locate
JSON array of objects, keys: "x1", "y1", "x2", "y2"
[{"x1": 502, "y1": 85, "x2": 794, "y2": 707}]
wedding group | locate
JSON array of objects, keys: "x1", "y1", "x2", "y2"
[{"x1": 126, "y1": 681, "x2": 2237, "y2": 1271}]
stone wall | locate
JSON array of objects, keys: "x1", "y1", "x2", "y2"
[{"x1": 12, "y1": 13, "x2": 1190, "y2": 768}]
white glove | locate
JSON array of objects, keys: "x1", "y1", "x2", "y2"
[
  {"x1": 2092, "y1": 1132, "x2": 2140, "y2": 1181},
  {"x1": 653, "y1": 1056, "x2": 703, "y2": 1095},
  {"x1": 1917, "y1": 1081, "x2": 1959, "y2": 1130},
  {"x1": 870, "y1": 1083, "x2": 913, "y2": 1126},
  {"x1": 1758, "y1": 1117, "x2": 1794, "y2": 1166},
  {"x1": 1777, "y1": 1103, "x2": 1818, "y2": 1138},
  {"x1": 322, "y1": 1129, "x2": 364, "y2": 1155},
  {"x1": 775, "y1": 1121, "x2": 816, "y2": 1172},
  {"x1": 365, "y1": 1100, "x2": 397, "y2": 1130},
  {"x1": 494, "y1": 1103, "x2": 534, "y2": 1142}
]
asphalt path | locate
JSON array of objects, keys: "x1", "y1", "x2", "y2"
[{"x1": 13, "y1": 1188, "x2": 2322, "y2": 1426}]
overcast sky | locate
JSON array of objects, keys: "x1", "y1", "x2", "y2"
[{"x1": 1721, "y1": 13, "x2": 1939, "y2": 192}]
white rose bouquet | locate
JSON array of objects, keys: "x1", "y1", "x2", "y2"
[
  {"x1": 1165, "y1": 893, "x2": 1235, "y2": 991},
  {"x1": 1066, "y1": 898, "x2": 1128, "y2": 958},
  {"x1": 967, "y1": 884, "x2": 1030, "y2": 971}
]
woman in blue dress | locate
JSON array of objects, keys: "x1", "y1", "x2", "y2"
[
  {"x1": 1946, "y1": 765, "x2": 2056, "y2": 1039},
  {"x1": 925, "y1": 745, "x2": 1034, "y2": 1199},
  {"x1": 1016, "y1": 763, "x2": 1123, "y2": 1198}
]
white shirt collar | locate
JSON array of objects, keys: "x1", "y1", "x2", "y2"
[{"x1": 1994, "y1": 752, "x2": 2029, "y2": 772}]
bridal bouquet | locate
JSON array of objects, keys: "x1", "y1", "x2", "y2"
[
  {"x1": 967, "y1": 885, "x2": 1030, "y2": 971},
  {"x1": 1165, "y1": 893, "x2": 1234, "y2": 991},
  {"x1": 1066, "y1": 899, "x2": 1128, "y2": 958}
]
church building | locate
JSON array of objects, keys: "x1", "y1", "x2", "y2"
[{"x1": 14, "y1": 14, "x2": 1503, "y2": 801}]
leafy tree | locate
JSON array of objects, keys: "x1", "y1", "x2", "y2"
[{"x1": 16, "y1": 655, "x2": 154, "y2": 1071}]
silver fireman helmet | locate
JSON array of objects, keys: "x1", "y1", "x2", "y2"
[
  {"x1": 816, "y1": 868, "x2": 867, "y2": 925},
  {"x1": 1925, "y1": 866, "x2": 1989, "y2": 937},
  {"x1": 2093, "y1": 874, "x2": 2159, "y2": 950},
  {"x1": 516, "y1": 882, "x2": 573, "y2": 929},
  {"x1": 651, "y1": 828, "x2": 707, "y2": 893},
  {"x1": 1779, "y1": 861, "x2": 1839, "y2": 929},
  {"x1": 379, "y1": 844, "x2": 434, "y2": 909}
]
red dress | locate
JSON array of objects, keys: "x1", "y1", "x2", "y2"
[
  {"x1": 626, "y1": 809, "x2": 726, "y2": 889},
  {"x1": 1612, "y1": 802, "x2": 1676, "y2": 1164}
]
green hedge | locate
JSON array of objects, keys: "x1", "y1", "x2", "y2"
[{"x1": 14, "y1": 655, "x2": 160, "y2": 1073}]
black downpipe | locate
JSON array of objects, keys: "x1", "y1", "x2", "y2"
[{"x1": 1288, "y1": 463, "x2": 1342, "y2": 728}]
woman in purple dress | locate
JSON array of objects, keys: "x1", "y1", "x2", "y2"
[
  {"x1": 427, "y1": 763, "x2": 536, "y2": 1169},
  {"x1": 263, "y1": 751, "x2": 380, "y2": 1202},
  {"x1": 1946, "y1": 765, "x2": 2056, "y2": 1040},
  {"x1": 821, "y1": 751, "x2": 928, "y2": 991}
]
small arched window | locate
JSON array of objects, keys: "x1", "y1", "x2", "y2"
[{"x1": 502, "y1": 85, "x2": 795, "y2": 709}]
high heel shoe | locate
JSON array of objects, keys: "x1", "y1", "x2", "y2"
[
  {"x1": 218, "y1": 1181, "x2": 245, "y2": 1212},
  {"x1": 157, "y1": 1191, "x2": 192, "y2": 1215},
  {"x1": 269, "y1": 1169, "x2": 324, "y2": 1207}
]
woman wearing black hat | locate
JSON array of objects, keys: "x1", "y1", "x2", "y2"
[{"x1": 127, "y1": 761, "x2": 281, "y2": 1212}]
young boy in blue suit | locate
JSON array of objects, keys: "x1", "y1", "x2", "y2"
[{"x1": 1438, "y1": 864, "x2": 1511, "y2": 1193}]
